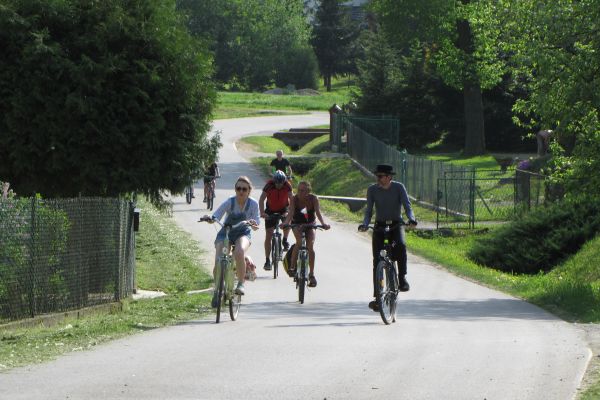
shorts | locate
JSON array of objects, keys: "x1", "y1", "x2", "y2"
[
  {"x1": 265, "y1": 208, "x2": 288, "y2": 229},
  {"x1": 215, "y1": 226, "x2": 252, "y2": 245}
]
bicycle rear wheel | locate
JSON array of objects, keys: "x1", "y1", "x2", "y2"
[
  {"x1": 376, "y1": 260, "x2": 396, "y2": 325},
  {"x1": 298, "y1": 258, "x2": 307, "y2": 304},
  {"x1": 185, "y1": 189, "x2": 192, "y2": 204},
  {"x1": 215, "y1": 261, "x2": 227, "y2": 324}
]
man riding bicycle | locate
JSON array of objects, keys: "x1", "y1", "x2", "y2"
[
  {"x1": 270, "y1": 150, "x2": 293, "y2": 178},
  {"x1": 358, "y1": 164, "x2": 417, "y2": 312},
  {"x1": 203, "y1": 161, "x2": 220, "y2": 203},
  {"x1": 259, "y1": 170, "x2": 293, "y2": 271}
]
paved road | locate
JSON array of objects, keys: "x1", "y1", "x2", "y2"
[{"x1": 0, "y1": 114, "x2": 591, "y2": 399}]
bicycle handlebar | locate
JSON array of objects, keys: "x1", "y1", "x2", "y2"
[
  {"x1": 198, "y1": 216, "x2": 256, "y2": 229},
  {"x1": 281, "y1": 223, "x2": 326, "y2": 230},
  {"x1": 358, "y1": 220, "x2": 415, "y2": 232}
]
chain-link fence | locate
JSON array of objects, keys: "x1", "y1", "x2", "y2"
[
  {"x1": 436, "y1": 170, "x2": 554, "y2": 228},
  {"x1": 334, "y1": 112, "x2": 557, "y2": 229},
  {"x1": 0, "y1": 197, "x2": 135, "y2": 322},
  {"x1": 340, "y1": 116, "x2": 474, "y2": 207},
  {"x1": 331, "y1": 114, "x2": 400, "y2": 152}
]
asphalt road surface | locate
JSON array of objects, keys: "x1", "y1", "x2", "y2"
[{"x1": 0, "y1": 113, "x2": 591, "y2": 399}]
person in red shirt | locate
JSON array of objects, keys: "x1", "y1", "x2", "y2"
[{"x1": 259, "y1": 170, "x2": 293, "y2": 270}]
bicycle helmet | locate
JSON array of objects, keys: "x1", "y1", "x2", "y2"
[{"x1": 273, "y1": 170, "x2": 287, "y2": 184}]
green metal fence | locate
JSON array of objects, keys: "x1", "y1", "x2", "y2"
[
  {"x1": 436, "y1": 170, "x2": 551, "y2": 228},
  {"x1": 334, "y1": 112, "x2": 554, "y2": 229},
  {"x1": 340, "y1": 115, "x2": 474, "y2": 207},
  {"x1": 0, "y1": 197, "x2": 136, "y2": 322}
]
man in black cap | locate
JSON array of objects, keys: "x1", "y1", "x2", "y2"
[{"x1": 358, "y1": 164, "x2": 417, "y2": 312}]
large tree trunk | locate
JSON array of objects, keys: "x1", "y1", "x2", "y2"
[
  {"x1": 456, "y1": 4, "x2": 486, "y2": 156},
  {"x1": 463, "y1": 82, "x2": 486, "y2": 155}
]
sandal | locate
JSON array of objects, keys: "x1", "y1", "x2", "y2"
[{"x1": 308, "y1": 275, "x2": 317, "y2": 287}]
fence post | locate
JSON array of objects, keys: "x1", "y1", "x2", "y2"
[{"x1": 27, "y1": 197, "x2": 36, "y2": 318}]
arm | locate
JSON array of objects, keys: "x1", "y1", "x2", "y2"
[
  {"x1": 362, "y1": 185, "x2": 374, "y2": 226},
  {"x1": 259, "y1": 190, "x2": 267, "y2": 218},
  {"x1": 286, "y1": 160, "x2": 293, "y2": 177},
  {"x1": 313, "y1": 196, "x2": 330, "y2": 230},
  {"x1": 399, "y1": 184, "x2": 416, "y2": 222},
  {"x1": 211, "y1": 197, "x2": 231, "y2": 222},
  {"x1": 283, "y1": 196, "x2": 295, "y2": 225},
  {"x1": 214, "y1": 165, "x2": 220, "y2": 178},
  {"x1": 247, "y1": 199, "x2": 260, "y2": 230}
]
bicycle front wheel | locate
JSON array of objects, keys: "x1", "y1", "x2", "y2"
[
  {"x1": 298, "y1": 258, "x2": 307, "y2": 304},
  {"x1": 271, "y1": 236, "x2": 279, "y2": 279},
  {"x1": 215, "y1": 260, "x2": 227, "y2": 324},
  {"x1": 185, "y1": 190, "x2": 192, "y2": 204},
  {"x1": 376, "y1": 260, "x2": 397, "y2": 325},
  {"x1": 207, "y1": 192, "x2": 214, "y2": 211},
  {"x1": 229, "y1": 293, "x2": 242, "y2": 321}
]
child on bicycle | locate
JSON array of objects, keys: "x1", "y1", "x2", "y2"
[
  {"x1": 282, "y1": 180, "x2": 330, "y2": 287},
  {"x1": 259, "y1": 170, "x2": 293, "y2": 271}
]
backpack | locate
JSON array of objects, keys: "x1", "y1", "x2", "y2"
[{"x1": 283, "y1": 243, "x2": 296, "y2": 277}]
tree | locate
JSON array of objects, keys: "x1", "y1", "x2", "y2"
[
  {"x1": 372, "y1": 0, "x2": 506, "y2": 155},
  {"x1": 310, "y1": 0, "x2": 358, "y2": 91},
  {"x1": 495, "y1": 0, "x2": 600, "y2": 196},
  {"x1": 178, "y1": 0, "x2": 313, "y2": 91},
  {"x1": 0, "y1": 0, "x2": 217, "y2": 203}
]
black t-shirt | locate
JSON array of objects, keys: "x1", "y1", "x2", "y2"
[
  {"x1": 205, "y1": 163, "x2": 217, "y2": 176},
  {"x1": 270, "y1": 158, "x2": 290, "y2": 172}
]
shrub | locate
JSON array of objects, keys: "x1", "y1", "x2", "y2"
[
  {"x1": 467, "y1": 196, "x2": 600, "y2": 274},
  {"x1": 275, "y1": 46, "x2": 319, "y2": 90}
]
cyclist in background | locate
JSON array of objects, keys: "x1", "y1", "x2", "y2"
[
  {"x1": 203, "y1": 161, "x2": 220, "y2": 203},
  {"x1": 270, "y1": 150, "x2": 293, "y2": 178},
  {"x1": 282, "y1": 180, "x2": 330, "y2": 287},
  {"x1": 358, "y1": 164, "x2": 417, "y2": 312},
  {"x1": 259, "y1": 170, "x2": 293, "y2": 271}
]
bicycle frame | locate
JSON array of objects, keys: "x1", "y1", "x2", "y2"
[
  {"x1": 204, "y1": 176, "x2": 218, "y2": 211},
  {"x1": 284, "y1": 223, "x2": 324, "y2": 304},
  {"x1": 199, "y1": 217, "x2": 246, "y2": 323},
  {"x1": 267, "y1": 213, "x2": 285, "y2": 279},
  {"x1": 367, "y1": 223, "x2": 405, "y2": 325}
]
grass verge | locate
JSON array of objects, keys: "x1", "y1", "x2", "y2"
[{"x1": 0, "y1": 199, "x2": 213, "y2": 371}]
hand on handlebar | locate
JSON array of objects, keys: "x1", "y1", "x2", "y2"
[
  {"x1": 321, "y1": 223, "x2": 331, "y2": 230},
  {"x1": 408, "y1": 220, "x2": 418, "y2": 229},
  {"x1": 199, "y1": 215, "x2": 215, "y2": 223},
  {"x1": 248, "y1": 219, "x2": 259, "y2": 231}
]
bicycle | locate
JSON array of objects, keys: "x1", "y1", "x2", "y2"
[
  {"x1": 185, "y1": 183, "x2": 194, "y2": 205},
  {"x1": 361, "y1": 221, "x2": 407, "y2": 325},
  {"x1": 266, "y1": 213, "x2": 285, "y2": 279},
  {"x1": 282, "y1": 223, "x2": 325, "y2": 304},
  {"x1": 204, "y1": 175, "x2": 219, "y2": 211},
  {"x1": 199, "y1": 216, "x2": 251, "y2": 323}
]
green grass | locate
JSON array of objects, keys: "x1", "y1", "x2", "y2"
[
  {"x1": 239, "y1": 136, "x2": 292, "y2": 154},
  {"x1": 214, "y1": 76, "x2": 357, "y2": 119},
  {"x1": 0, "y1": 199, "x2": 213, "y2": 370}
]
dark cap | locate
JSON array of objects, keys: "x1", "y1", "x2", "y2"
[{"x1": 373, "y1": 164, "x2": 395, "y2": 175}]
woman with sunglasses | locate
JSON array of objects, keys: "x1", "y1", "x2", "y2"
[{"x1": 203, "y1": 176, "x2": 260, "y2": 304}]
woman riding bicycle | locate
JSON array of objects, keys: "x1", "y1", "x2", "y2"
[
  {"x1": 282, "y1": 180, "x2": 330, "y2": 287},
  {"x1": 202, "y1": 176, "x2": 259, "y2": 306}
]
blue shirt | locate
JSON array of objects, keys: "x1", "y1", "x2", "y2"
[{"x1": 212, "y1": 196, "x2": 260, "y2": 225}]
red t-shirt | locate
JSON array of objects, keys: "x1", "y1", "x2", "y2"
[{"x1": 262, "y1": 180, "x2": 292, "y2": 212}]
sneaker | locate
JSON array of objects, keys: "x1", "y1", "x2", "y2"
[
  {"x1": 308, "y1": 275, "x2": 317, "y2": 287},
  {"x1": 368, "y1": 300, "x2": 379, "y2": 312},
  {"x1": 282, "y1": 238, "x2": 290, "y2": 251},
  {"x1": 399, "y1": 275, "x2": 410, "y2": 292},
  {"x1": 234, "y1": 282, "x2": 245, "y2": 295},
  {"x1": 203, "y1": 197, "x2": 207, "y2": 203},
  {"x1": 211, "y1": 291, "x2": 219, "y2": 308},
  {"x1": 263, "y1": 260, "x2": 272, "y2": 271}
]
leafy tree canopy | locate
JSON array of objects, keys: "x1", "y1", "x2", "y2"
[{"x1": 0, "y1": 0, "x2": 217, "y2": 203}]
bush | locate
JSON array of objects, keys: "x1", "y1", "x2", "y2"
[
  {"x1": 467, "y1": 196, "x2": 600, "y2": 274},
  {"x1": 275, "y1": 46, "x2": 319, "y2": 90}
]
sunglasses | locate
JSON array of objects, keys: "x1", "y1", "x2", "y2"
[
  {"x1": 235, "y1": 186, "x2": 249, "y2": 192},
  {"x1": 376, "y1": 174, "x2": 390, "y2": 179}
]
